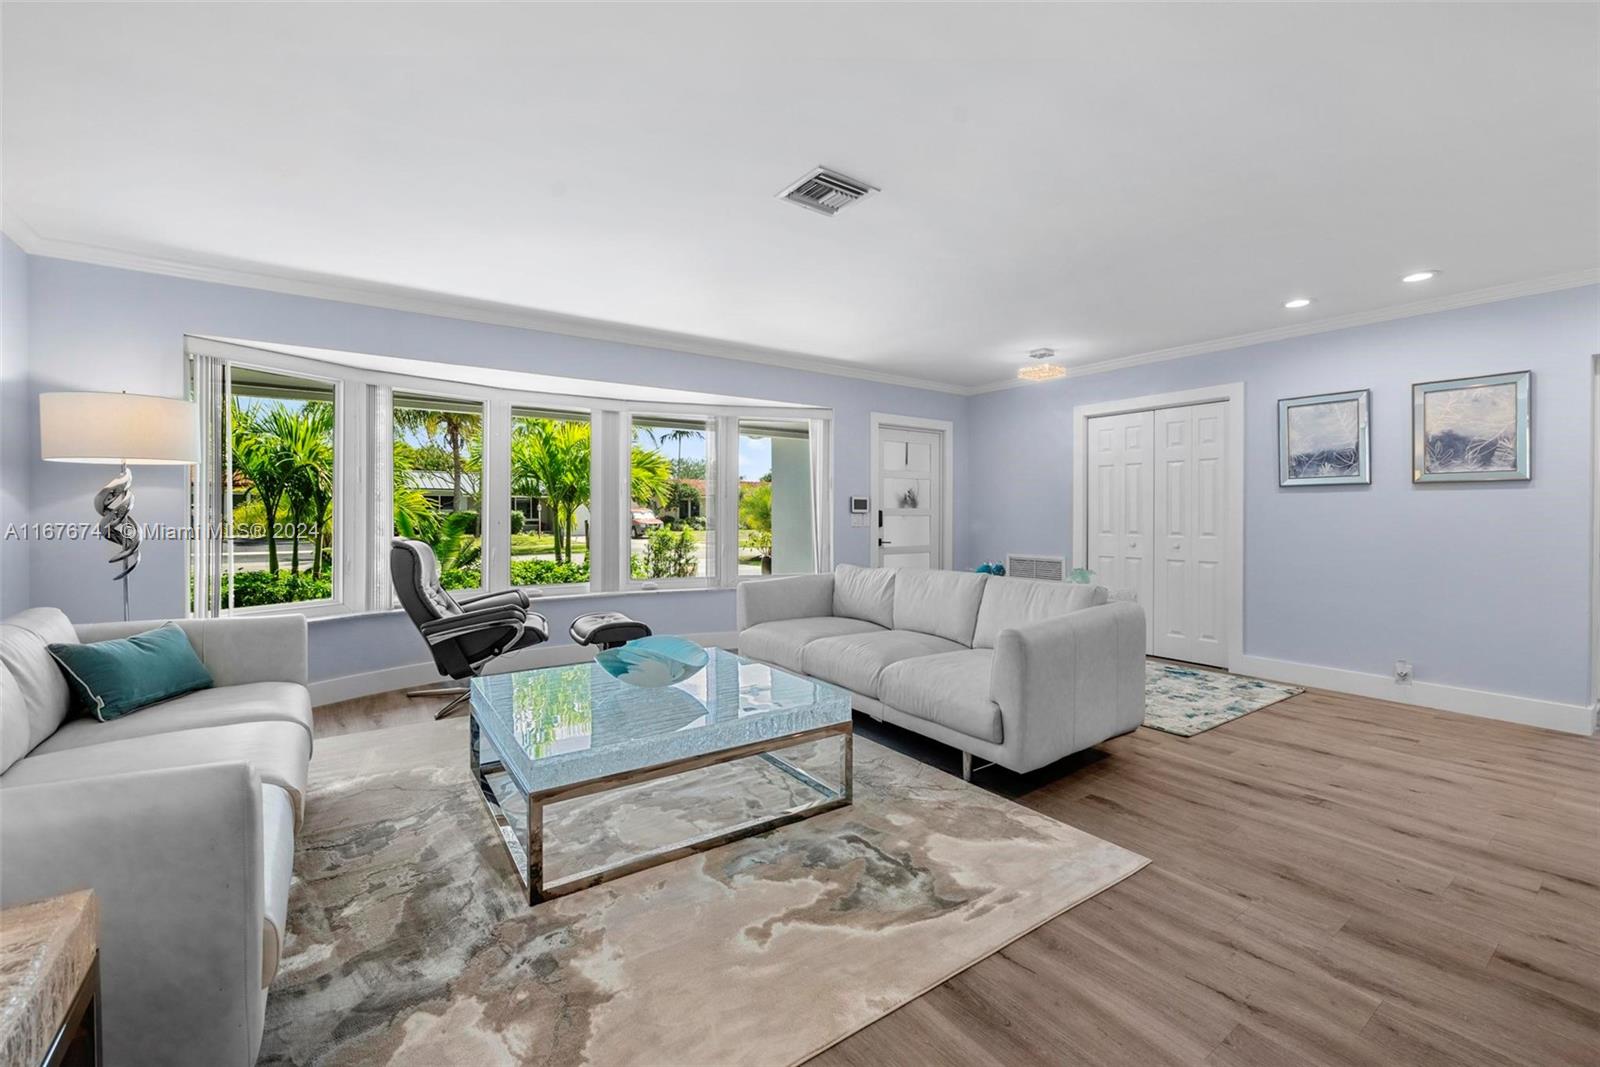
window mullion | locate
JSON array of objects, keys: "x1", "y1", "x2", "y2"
[
  {"x1": 369, "y1": 385, "x2": 394, "y2": 610},
  {"x1": 482, "y1": 398, "x2": 512, "y2": 593},
  {"x1": 716, "y1": 415, "x2": 739, "y2": 586}
]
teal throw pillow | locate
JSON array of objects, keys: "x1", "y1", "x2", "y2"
[{"x1": 48, "y1": 623, "x2": 214, "y2": 721}]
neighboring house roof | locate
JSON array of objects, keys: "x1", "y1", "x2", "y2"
[{"x1": 403, "y1": 470, "x2": 477, "y2": 493}]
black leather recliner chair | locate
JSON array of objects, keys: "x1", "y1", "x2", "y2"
[{"x1": 390, "y1": 537, "x2": 550, "y2": 718}]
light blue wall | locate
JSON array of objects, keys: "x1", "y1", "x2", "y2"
[
  {"x1": 16, "y1": 252, "x2": 966, "y2": 681},
  {"x1": 963, "y1": 285, "x2": 1599, "y2": 707},
  {"x1": 0, "y1": 237, "x2": 31, "y2": 616}
]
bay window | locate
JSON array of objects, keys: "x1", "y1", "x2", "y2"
[{"x1": 189, "y1": 337, "x2": 830, "y2": 619}]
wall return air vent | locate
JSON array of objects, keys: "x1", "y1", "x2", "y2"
[
  {"x1": 777, "y1": 167, "x2": 879, "y2": 216},
  {"x1": 1006, "y1": 554, "x2": 1066, "y2": 582}
]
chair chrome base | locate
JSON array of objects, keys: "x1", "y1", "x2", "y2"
[{"x1": 406, "y1": 685, "x2": 471, "y2": 720}]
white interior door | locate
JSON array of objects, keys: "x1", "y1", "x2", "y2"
[
  {"x1": 1153, "y1": 402, "x2": 1228, "y2": 667},
  {"x1": 875, "y1": 427, "x2": 942, "y2": 570},
  {"x1": 1085, "y1": 410, "x2": 1155, "y2": 647}
]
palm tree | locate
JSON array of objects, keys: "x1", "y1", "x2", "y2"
[
  {"x1": 509, "y1": 419, "x2": 673, "y2": 565},
  {"x1": 270, "y1": 403, "x2": 334, "y2": 576},
  {"x1": 229, "y1": 400, "x2": 290, "y2": 573},
  {"x1": 393, "y1": 406, "x2": 480, "y2": 512},
  {"x1": 391, "y1": 439, "x2": 441, "y2": 543},
  {"x1": 645, "y1": 426, "x2": 701, "y2": 521},
  {"x1": 630, "y1": 445, "x2": 671, "y2": 513}
]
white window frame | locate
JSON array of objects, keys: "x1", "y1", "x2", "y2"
[
  {"x1": 186, "y1": 336, "x2": 832, "y2": 617},
  {"x1": 207, "y1": 352, "x2": 364, "y2": 619}
]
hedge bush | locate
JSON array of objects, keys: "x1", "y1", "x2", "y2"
[
  {"x1": 222, "y1": 570, "x2": 333, "y2": 607},
  {"x1": 510, "y1": 559, "x2": 589, "y2": 586}
]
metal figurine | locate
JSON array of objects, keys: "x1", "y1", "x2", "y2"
[{"x1": 92, "y1": 464, "x2": 140, "y2": 620}]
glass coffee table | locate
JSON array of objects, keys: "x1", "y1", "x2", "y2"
[{"x1": 469, "y1": 647, "x2": 853, "y2": 904}]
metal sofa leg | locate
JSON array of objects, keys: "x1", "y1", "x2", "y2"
[{"x1": 960, "y1": 751, "x2": 995, "y2": 782}]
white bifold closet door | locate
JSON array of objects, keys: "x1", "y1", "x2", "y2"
[
  {"x1": 1086, "y1": 410, "x2": 1156, "y2": 648},
  {"x1": 1153, "y1": 402, "x2": 1227, "y2": 666},
  {"x1": 1086, "y1": 400, "x2": 1229, "y2": 668}
]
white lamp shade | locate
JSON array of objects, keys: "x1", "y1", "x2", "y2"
[{"x1": 40, "y1": 392, "x2": 198, "y2": 465}]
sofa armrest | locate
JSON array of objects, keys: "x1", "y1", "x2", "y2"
[
  {"x1": 990, "y1": 601, "x2": 1146, "y2": 770},
  {"x1": 75, "y1": 615, "x2": 309, "y2": 687},
  {"x1": 0, "y1": 761, "x2": 267, "y2": 1064},
  {"x1": 736, "y1": 574, "x2": 835, "y2": 630}
]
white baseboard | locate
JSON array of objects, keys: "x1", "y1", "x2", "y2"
[
  {"x1": 309, "y1": 631, "x2": 742, "y2": 707},
  {"x1": 1235, "y1": 655, "x2": 1597, "y2": 737}
]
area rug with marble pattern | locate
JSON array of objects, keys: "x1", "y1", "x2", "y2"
[{"x1": 260, "y1": 718, "x2": 1147, "y2": 1066}]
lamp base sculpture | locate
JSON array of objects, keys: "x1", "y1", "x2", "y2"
[{"x1": 93, "y1": 465, "x2": 140, "y2": 622}]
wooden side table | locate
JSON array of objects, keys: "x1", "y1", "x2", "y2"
[{"x1": 0, "y1": 891, "x2": 101, "y2": 1067}]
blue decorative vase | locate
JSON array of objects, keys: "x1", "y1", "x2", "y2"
[
  {"x1": 595, "y1": 636, "x2": 709, "y2": 688},
  {"x1": 991, "y1": 562, "x2": 1006, "y2": 576},
  {"x1": 976, "y1": 562, "x2": 994, "y2": 574}
]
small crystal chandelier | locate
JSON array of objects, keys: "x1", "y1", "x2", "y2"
[{"x1": 1017, "y1": 348, "x2": 1066, "y2": 382}]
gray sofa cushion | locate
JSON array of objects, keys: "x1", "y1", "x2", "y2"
[
  {"x1": 832, "y1": 564, "x2": 896, "y2": 628},
  {"x1": 0, "y1": 664, "x2": 27, "y2": 775},
  {"x1": 0, "y1": 608, "x2": 78, "y2": 753},
  {"x1": 31, "y1": 682, "x2": 315, "y2": 756},
  {"x1": 0, "y1": 720, "x2": 313, "y2": 825},
  {"x1": 891, "y1": 569, "x2": 989, "y2": 646},
  {"x1": 972, "y1": 579, "x2": 1110, "y2": 649},
  {"x1": 880, "y1": 649, "x2": 1002, "y2": 744},
  {"x1": 801, "y1": 629, "x2": 964, "y2": 699},
  {"x1": 739, "y1": 617, "x2": 885, "y2": 674}
]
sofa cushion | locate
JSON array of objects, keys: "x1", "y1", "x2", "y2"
[
  {"x1": 30, "y1": 682, "x2": 314, "y2": 757},
  {"x1": 0, "y1": 720, "x2": 312, "y2": 825},
  {"x1": 801, "y1": 629, "x2": 965, "y2": 699},
  {"x1": 260, "y1": 783, "x2": 296, "y2": 989},
  {"x1": 0, "y1": 664, "x2": 28, "y2": 775},
  {"x1": 891, "y1": 569, "x2": 989, "y2": 646},
  {"x1": 1, "y1": 608, "x2": 78, "y2": 753},
  {"x1": 740, "y1": 617, "x2": 885, "y2": 673},
  {"x1": 972, "y1": 579, "x2": 1110, "y2": 649},
  {"x1": 832, "y1": 564, "x2": 895, "y2": 628},
  {"x1": 880, "y1": 649, "x2": 1003, "y2": 743},
  {"x1": 48, "y1": 623, "x2": 215, "y2": 722}
]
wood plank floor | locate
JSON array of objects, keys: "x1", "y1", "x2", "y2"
[{"x1": 315, "y1": 679, "x2": 1600, "y2": 1066}]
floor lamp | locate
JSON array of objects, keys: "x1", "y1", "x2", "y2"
[{"x1": 40, "y1": 392, "x2": 199, "y2": 622}]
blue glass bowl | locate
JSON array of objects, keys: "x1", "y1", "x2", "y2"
[{"x1": 594, "y1": 635, "x2": 709, "y2": 688}]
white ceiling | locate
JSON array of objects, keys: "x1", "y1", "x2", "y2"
[{"x1": 4, "y1": 3, "x2": 1597, "y2": 391}]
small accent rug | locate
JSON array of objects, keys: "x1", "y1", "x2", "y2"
[
  {"x1": 1144, "y1": 661, "x2": 1304, "y2": 736},
  {"x1": 260, "y1": 719, "x2": 1147, "y2": 1066}
]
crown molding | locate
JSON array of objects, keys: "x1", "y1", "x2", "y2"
[
  {"x1": 9, "y1": 211, "x2": 1595, "y2": 401},
  {"x1": 970, "y1": 268, "x2": 1600, "y2": 395},
  {"x1": 1, "y1": 213, "x2": 969, "y2": 396}
]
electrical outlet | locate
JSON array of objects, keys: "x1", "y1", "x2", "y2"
[{"x1": 1394, "y1": 659, "x2": 1412, "y2": 683}]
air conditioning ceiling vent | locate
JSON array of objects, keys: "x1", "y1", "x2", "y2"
[{"x1": 778, "y1": 167, "x2": 878, "y2": 216}]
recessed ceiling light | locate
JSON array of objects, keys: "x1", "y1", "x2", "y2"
[
  {"x1": 1283, "y1": 298, "x2": 1312, "y2": 309},
  {"x1": 1402, "y1": 270, "x2": 1439, "y2": 283}
]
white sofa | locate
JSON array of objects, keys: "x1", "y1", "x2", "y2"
[
  {"x1": 737, "y1": 565, "x2": 1145, "y2": 777},
  {"x1": 0, "y1": 607, "x2": 313, "y2": 1066}
]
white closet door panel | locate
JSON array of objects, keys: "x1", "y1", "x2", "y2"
[
  {"x1": 1086, "y1": 410, "x2": 1155, "y2": 648},
  {"x1": 1153, "y1": 402, "x2": 1228, "y2": 666}
]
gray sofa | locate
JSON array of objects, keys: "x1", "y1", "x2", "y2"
[
  {"x1": 737, "y1": 565, "x2": 1145, "y2": 777},
  {"x1": 0, "y1": 607, "x2": 313, "y2": 1066}
]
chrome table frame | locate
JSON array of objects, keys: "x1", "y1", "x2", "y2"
[{"x1": 469, "y1": 708, "x2": 852, "y2": 905}]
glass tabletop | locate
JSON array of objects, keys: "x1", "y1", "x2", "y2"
[{"x1": 470, "y1": 647, "x2": 851, "y2": 797}]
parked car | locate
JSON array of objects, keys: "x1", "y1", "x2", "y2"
[{"x1": 630, "y1": 507, "x2": 663, "y2": 538}]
